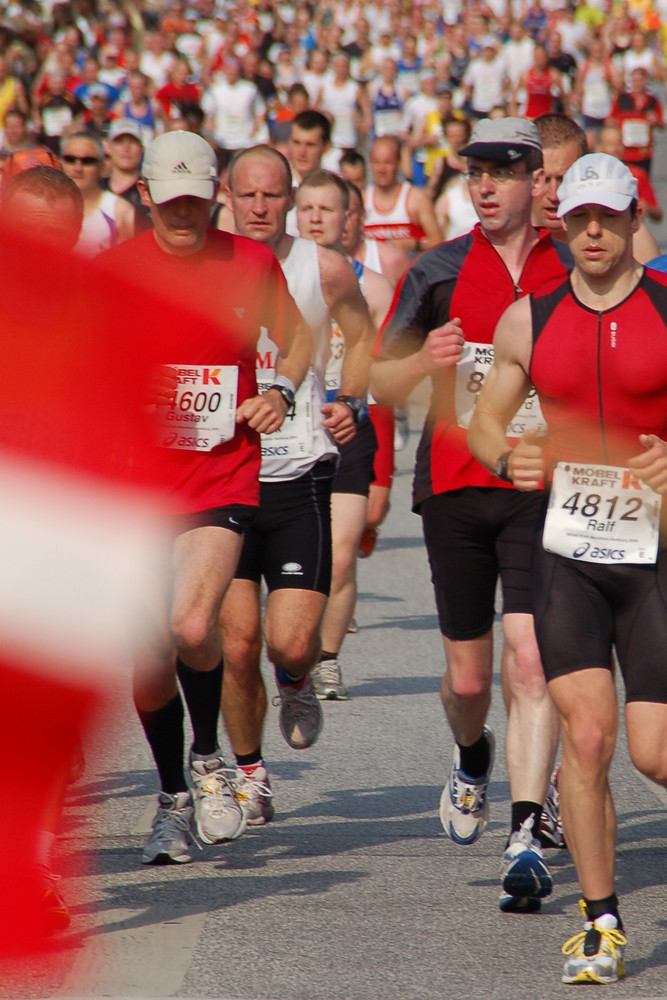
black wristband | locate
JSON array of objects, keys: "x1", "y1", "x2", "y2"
[
  {"x1": 335, "y1": 395, "x2": 364, "y2": 424},
  {"x1": 269, "y1": 382, "x2": 295, "y2": 408}
]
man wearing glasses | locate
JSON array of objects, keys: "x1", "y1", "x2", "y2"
[{"x1": 370, "y1": 118, "x2": 571, "y2": 912}]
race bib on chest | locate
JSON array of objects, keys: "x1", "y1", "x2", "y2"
[
  {"x1": 257, "y1": 368, "x2": 314, "y2": 460},
  {"x1": 455, "y1": 342, "x2": 546, "y2": 435},
  {"x1": 158, "y1": 365, "x2": 238, "y2": 451},
  {"x1": 621, "y1": 119, "x2": 650, "y2": 148},
  {"x1": 42, "y1": 105, "x2": 73, "y2": 137},
  {"x1": 543, "y1": 462, "x2": 662, "y2": 565}
]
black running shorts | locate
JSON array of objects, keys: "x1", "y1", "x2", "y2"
[
  {"x1": 174, "y1": 503, "x2": 256, "y2": 536},
  {"x1": 420, "y1": 487, "x2": 544, "y2": 640},
  {"x1": 533, "y1": 537, "x2": 667, "y2": 704},
  {"x1": 235, "y1": 458, "x2": 335, "y2": 594},
  {"x1": 332, "y1": 415, "x2": 378, "y2": 497}
]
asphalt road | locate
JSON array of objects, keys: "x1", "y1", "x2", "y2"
[
  {"x1": 0, "y1": 415, "x2": 663, "y2": 1000},
  {"x1": 3, "y1": 139, "x2": 667, "y2": 1000}
]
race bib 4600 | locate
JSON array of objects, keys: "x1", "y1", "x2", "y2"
[{"x1": 158, "y1": 365, "x2": 238, "y2": 451}]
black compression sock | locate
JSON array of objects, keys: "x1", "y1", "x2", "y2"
[
  {"x1": 458, "y1": 732, "x2": 491, "y2": 778},
  {"x1": 584, "y1": 894, "x2": 623, "y2": 930},
  {"x1": 136, "y1": 693, "x2": 187, "y2": 794},
  {"x1": 511, "y1": 801, "x2": 543, "y2": 836},
  {"x1": 176, "y1": 658, "x2": 223, "y2": 756},
  {"x1": 235, "y1": 748, "x2": 262, "y2": 768}
]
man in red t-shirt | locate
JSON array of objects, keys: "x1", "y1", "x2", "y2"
[{"x1": 101, "y1": 130, "x2": 311, "y2": 866}]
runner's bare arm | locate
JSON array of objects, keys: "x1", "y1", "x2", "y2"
[
  {"x1": 469, "y1": 296, "x2": 544, "y2": 491},
  {"x1": 407, "y1": 187, "x2": 443, "y2": 250},
  {"x1": 370, "y1": 317, "x2": 464, "y2": 405},
  {"x1": 320, "y1": 247, "x2": 376, "y2": 445}
]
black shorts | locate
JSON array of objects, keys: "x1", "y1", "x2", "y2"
[
  {"x1": 235, "y1": 458, "x2": 335, "y2": 594},
  {"x1": 332, "y1": 415, "x2": 378, "y2": 497},
  {"x1": 533, "y1": 537, "x2": 667, "y2": 704},
  {"x1": 421, "y1": 487, "x2": 544, "y2": 641},
  {"x1": 174, "y1": 504, "x2": 256, "y2": 537}
]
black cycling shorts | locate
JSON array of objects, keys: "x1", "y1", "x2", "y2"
[
  {"x1": 174, "y1": 503, "x2": 256, "y2": 537},
  {"x1": 332, "y1": 415, "x2": 378, "y2": 497},
  {"x1": 420, "y1": 486, "x2": 544, "y2": 640},
  {"x1": 235, "y1": 458, "x2": 335, "y2": 594},
  {"x1": 533, "y1": 539, "x2": 667, "y2": 704}
]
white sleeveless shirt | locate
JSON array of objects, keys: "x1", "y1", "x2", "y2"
[{"x1": 257, "y1": 237, "x2": 337, "y2": 481}]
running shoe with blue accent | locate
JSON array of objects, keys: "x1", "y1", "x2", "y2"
[
  {"x1": 499, "y1": 814, "x2": 553, "y2": 911},
  {"x1": 439, "y1": 727, "x2": 495, "y2": 844}
]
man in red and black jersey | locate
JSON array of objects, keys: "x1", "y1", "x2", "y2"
[
  {"x1": 470, "y1": 152, "x2": 667, "y2": 984},
  {"x1": 371, "y1": 117, "x2": 572, "y2": 913}
]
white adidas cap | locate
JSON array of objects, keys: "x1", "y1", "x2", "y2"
[
  {"x1": 142, "y1": 131, "x2": 217, "y2": 204},
  {"x1": 557, "y1": 153, "x2": 638, "y2": 218}
]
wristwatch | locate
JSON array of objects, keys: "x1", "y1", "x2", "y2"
[
  {"x1": 495, "y1": 450, "x2": 513, "y2": 483},
  {"x1": 269, "y1": 382, "x2": 295, "y2": 409},
  {"x1": 335, "y1": 395, "x2": 364, "y2": 425}
]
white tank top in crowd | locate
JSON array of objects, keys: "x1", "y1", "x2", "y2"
[
  {"x1": 319, "y1": 77, "x2": 358, "y2": 149},
  {"x1": 359, "y1": 236, "x2": 383, "y2": 275},
  {"x1": 443, "y1": 175, "x2": 479, "y2": 241},
  {"x1": 257, "y1": 237, "x2": 338, "y2": 482},
  {"x1": 363, "y1": 182, "x2": 413, "y2": 242}
]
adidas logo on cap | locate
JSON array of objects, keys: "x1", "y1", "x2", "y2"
[{"x1": 172, "y1": 161, "x2": 191, "y2": 174}]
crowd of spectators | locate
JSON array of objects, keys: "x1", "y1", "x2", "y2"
[{"x1": 0, "y1": 0, "x2": 666, "y2": 241}]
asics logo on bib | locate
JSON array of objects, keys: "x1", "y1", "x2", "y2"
[{"x1": 573, "y1": 543, "x2": 625, "y2": 561}]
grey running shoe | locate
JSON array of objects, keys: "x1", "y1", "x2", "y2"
[
  {"x1": 394, "y1": 408, "x2": 409, "y2": 451},
  {"x1": 499, "y1": 814, "x2": 552, "y2": 912},
  {"x1": 562, "y1": 908, "x2": 626, "y2": 984},
  {"x1": 272, "y1": 675, "x2": 323, "y2": 749},
  {"x1": 235, "y1": 764, "x2": 275, "y2": 825},
  {"x1": 538, "y1": 766, "x2": 566, "y2": 849},
  {"x1": 311, "y1": 657, "x2": 349, "y2": 700},
  {"x1": 142, "y1": 791, "x2": 194, "y2": 865},
  {"x1": 439, "y1": 727, "x2": 495, "y2": 845},
  {"x1": 189, "y1": 750, "x2": 246, "y2": 844}
]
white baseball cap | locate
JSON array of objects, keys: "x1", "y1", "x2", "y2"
[
  {"x1": 142, "y1": 131, "x2": 217, "y2": 204},
  {"x1": 557, "y1": 153, "x2": 638, "y2": 218}
]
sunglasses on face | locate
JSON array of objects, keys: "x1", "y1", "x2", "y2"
[{"x1": 63, "y1": 154, "x2": 100, "y2": 165}]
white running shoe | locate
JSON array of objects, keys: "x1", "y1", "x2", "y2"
[
  {"x1": 273, "y1": 675, "x2": 323, "y2": 749},
  {"x1": 235, "y1": 764, "x2": 275, "y2": 825},
  {"x1": 499, "y1": 814, "x2": 552, "y2": 911},
  {"x1": 142, "y1": 791, "x2": 194, "y2": 864},
  {"x1": 439, "y1": 727, "x2": 494, "y2": 845},
  {"x1": 189, "y1": 750, "x2": 246, "y2": 844},
  {"x1": 311, "y1": 658, "x2": 349, "y2": 700},
  {"x1": 562, "y1": 905, "x2": 626, "y2": 984}
]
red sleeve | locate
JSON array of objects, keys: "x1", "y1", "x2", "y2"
[{"x1": 368, "y1": 403, "x2": 395, "y2": 487}]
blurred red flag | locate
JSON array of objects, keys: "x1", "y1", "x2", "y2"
[{"x1": 0, "y1": 220, "x2": 172, "y2": 957}]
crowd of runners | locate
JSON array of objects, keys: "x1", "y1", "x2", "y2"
[{"x1": 3, "y1": 0, "x2": 667, "y2": 987}]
